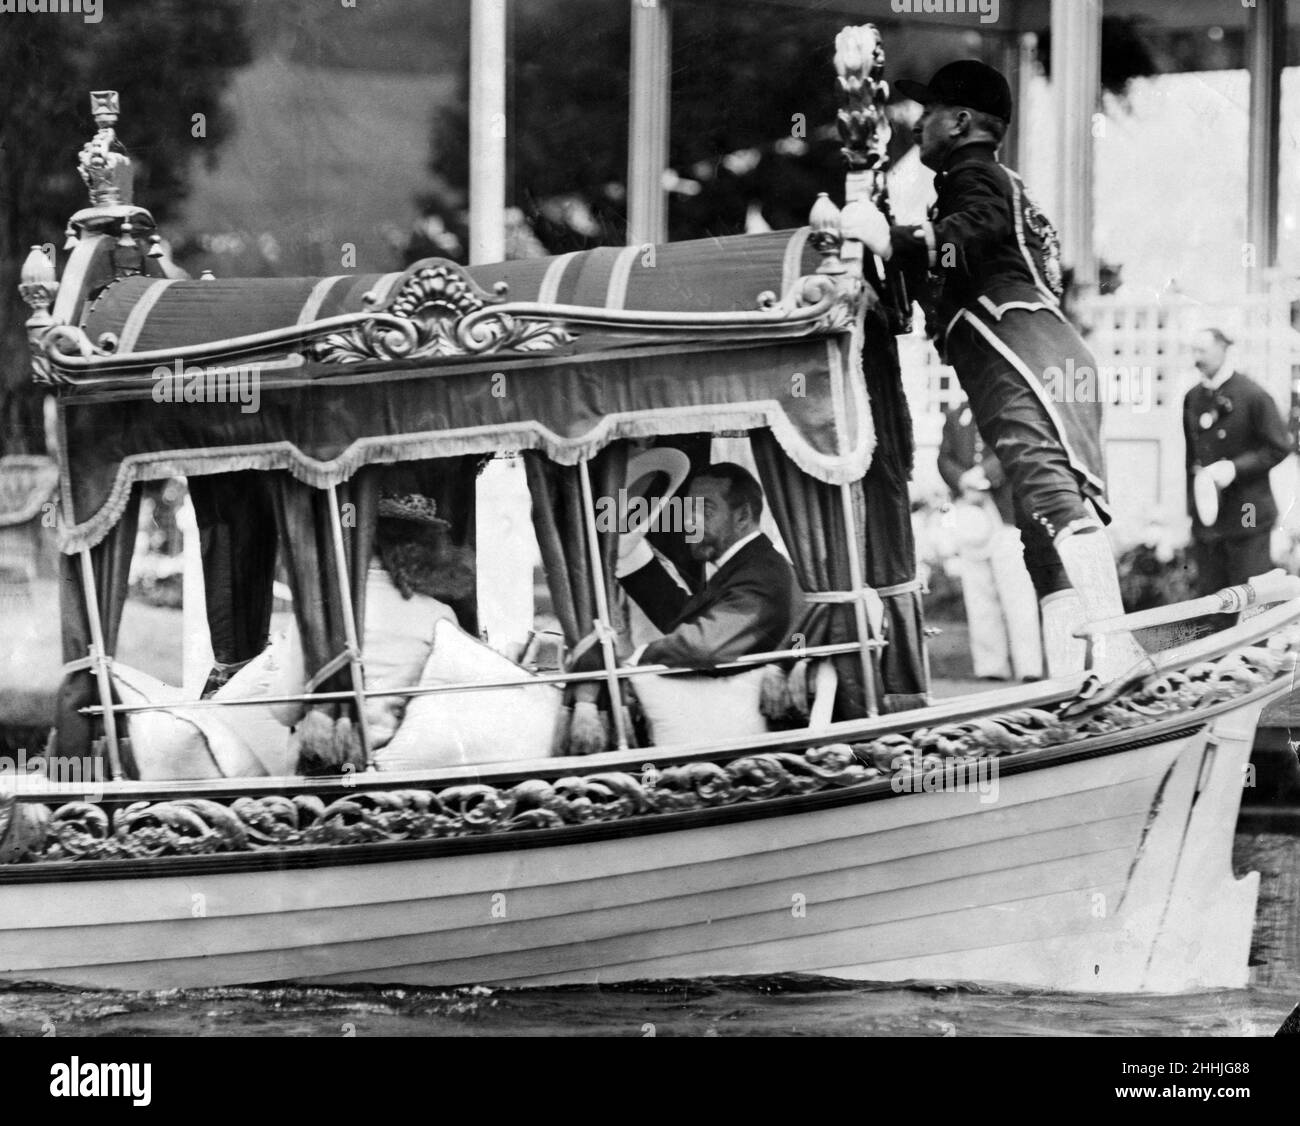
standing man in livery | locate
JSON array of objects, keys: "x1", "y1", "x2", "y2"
[
  {"x1": 1183, "y1": 326, "x2": 1292, "y2": 595},
  {"x1": 842, "y1": 60, "x2": 1142, "y2": 678}
]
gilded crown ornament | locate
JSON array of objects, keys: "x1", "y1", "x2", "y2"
[
  {"x1": 833, "y1": 24, "x2": 910, "y2": 333},
  {"x1": 78, "y1": 90, "x2": 134, "y2": 207},
  {"x1": 834, "y1": 26, "x2": 890, "y2": 180}
]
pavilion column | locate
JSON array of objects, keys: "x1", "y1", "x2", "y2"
[
  {"x1": 998, "y1": 32, "x2": 1035, "y2": 173},
  {"x1": 627, "y1": 0, "x2": 671, "y2": 247},
  {"x1": 469, "y1": 0, "x2": 508, "y2": 265},
  {"x1": 1050, "y1": 0, "x2": 1101, "y2": 293},
  {"x1": 1247, "y1": 0, "x2": 1284, "y2": 292}
]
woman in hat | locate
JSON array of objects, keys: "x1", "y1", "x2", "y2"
[{"x1": 269, "y1": 492, "x2": 476, "y2": 753}]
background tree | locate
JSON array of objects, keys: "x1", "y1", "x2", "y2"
[
  {"x1": 411, "y1": 0, "x2": 857, "y2": 262},
  {"x1": 0, "y1": 0, "x2": 251, "y2": 454},
  {"x1": 412, "y1": 2, "x2": 1159, "y2": 265}
]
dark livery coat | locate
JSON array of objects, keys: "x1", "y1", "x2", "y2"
[
  {"x1": 1183, "y1": 371, "x2": 1291, "y2": 540},
  {"x1": 889, "y1": 142, "x2": 1108, "y2": 518},
  {"x1": 620, "y1": 533, "x2": 800, "y2": 671}
]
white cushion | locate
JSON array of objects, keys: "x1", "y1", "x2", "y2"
[
  {"x1": 632, "y1": 665, "x2": 770, "y2": 747},
  {"x1": 375, "y1": 618, "x2": 562, "y2": 771},
  {"x1": 211, "y1": 638, "x2": 296, "y2": 777},
  {"x1": 111, "y1": 664, "x2": 267, "y2": 780}
]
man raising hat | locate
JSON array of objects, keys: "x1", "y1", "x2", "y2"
[{"x1": 842, "y1": 59, "x2": 1143, "y2": 679}]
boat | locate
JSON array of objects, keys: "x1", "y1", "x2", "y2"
[{"x1": 3, "y1": 26, "x2": 1299, "y2": 995}]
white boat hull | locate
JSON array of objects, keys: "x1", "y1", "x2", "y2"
[{"x1": 0, "y1": 695, "x2": 1266, "y2": 994}]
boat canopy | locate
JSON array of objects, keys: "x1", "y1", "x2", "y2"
[
  {"x1": 57, "y1": 231, "x2": 873, "y2": 553},
  {"x1": 24, "y1": 82, "x2": 927, "y2": 771}
]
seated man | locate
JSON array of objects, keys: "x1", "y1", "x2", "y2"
[
  {"x1": 568, "y1": 462, "x2": 801, "y2": 748},
  {"x1": 617, "y1": 462, "x2": 801, "y2": 670}
]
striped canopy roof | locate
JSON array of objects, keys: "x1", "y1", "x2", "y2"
[{"x1": 57, "y1": 229, "x2": 877, "y2": 552}]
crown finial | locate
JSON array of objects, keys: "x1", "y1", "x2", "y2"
[{"x1": 78, "y1": 89, "x2": 134, "y2": 207}]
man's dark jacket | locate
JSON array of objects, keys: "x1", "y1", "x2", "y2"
[
  {"x1": 621, "y1": 533, "x2": 800, "y2": 671},
  {"x1": 888, "y1": 140, "x2": 1107, "y2": 505},
  {"x1": 888, "y1": 141, "x2": 1062, "y2": 341},
  {"x1": 1183, "y1": 371, "x2": 1292, "y2": 540}
]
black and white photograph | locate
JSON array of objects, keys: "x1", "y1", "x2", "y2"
[{"x1": 1, "y1": 0, "x2": 1299, "y2": 1072}]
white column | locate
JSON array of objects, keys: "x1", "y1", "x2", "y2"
[
  {"x1": 1001, "y1": 32, "x2": 1037, "y2": 174},
  {"x1": 627, "y1": 0, "x2": 671, "y2": 248},
  {"x1": 1247, "y1": 0, "x2": 1284, "y2": 292},
  {"x1": 1050, "y1": 0, "x2": 1100, "y2": 293},
  {"x1": 469, "y1": 0, "x2": 508, "y2": 265}
]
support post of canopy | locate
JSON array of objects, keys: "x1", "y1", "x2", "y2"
[
  {"x1": 326, "y1": 483, "x2": 374, "y2": 769},
  {"x1": 469, "y1": 0, "x2": 508, "y2": 265},
  {"x1": 1050, "y1": 0, "x2": 1100, "y2": 294},
  {"x1": 627, "y1": 0, "x2": 671, "y2": 248},
  {"x1": 577, "y1": 458, "x2": 630, "y2": 751},
  {"x1": 1247, "y1": 0, "x2": 1284, "y2": 293},
  {"x1": 77, "y1": 547, "x2": 123, "y2": 781},
  {"x1": 838, "y1": 484, "x2": 879, "y2": 719}
]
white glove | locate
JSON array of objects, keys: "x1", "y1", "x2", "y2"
[
  {"x1": 1205, "y1": 459, "x2": 1237, "y2": 488},
  {"x1": 958, "y1": 466, "x2": 990, "y2": 492},
  {"x1": 839, "y1": 199, "x2": 892, "y2": 260}
]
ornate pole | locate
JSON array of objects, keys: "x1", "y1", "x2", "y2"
[{"x1": 833, "y1": 25, "x2": 910, "y2": 333}]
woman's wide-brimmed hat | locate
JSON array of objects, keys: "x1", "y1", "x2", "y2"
[{"x1": 377, "y1": 492, "x2": 451, "y2": 528}]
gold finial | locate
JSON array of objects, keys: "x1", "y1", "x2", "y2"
[
  {"x1": 20, "y1": 246, "x2": 58, "y2": 329},
  {"x1": 78, "y1": 89, "x2": 134, "y2": 207},
  {"x1": 808, "y1": 193, "x2": 845, "y2": 275}
]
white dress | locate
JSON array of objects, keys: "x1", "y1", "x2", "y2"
[{"x1": 270, "y1": 565, "x2": 459, "y2": 749}]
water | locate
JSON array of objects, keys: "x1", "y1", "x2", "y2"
[{"x1": 2, "y1": 833, "x2": 1296, "y2": 1037}]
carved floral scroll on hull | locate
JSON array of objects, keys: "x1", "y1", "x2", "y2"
[{"x1": 2, "y1": 636, "x2": 1294, "y2": 865}]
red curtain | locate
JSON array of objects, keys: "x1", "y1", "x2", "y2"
[{"x1": 188, "y1": 471, "x2": 278, "y2": 692}]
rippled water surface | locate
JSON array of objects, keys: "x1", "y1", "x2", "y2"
[{"x1": 2, "y1": 833, "x2": 1296, "y2": 1037}]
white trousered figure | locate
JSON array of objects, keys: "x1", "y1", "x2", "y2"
[{"x1": 952, "y1": 498, "x2": 1043, "y2": 680}]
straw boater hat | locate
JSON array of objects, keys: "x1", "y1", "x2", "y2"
[
  {"x1": 622, "y1": 447, "x2": 691, "y2": 549},
  {"x1": 378, "y1": 492, "x2": 450, "y2": 528}
]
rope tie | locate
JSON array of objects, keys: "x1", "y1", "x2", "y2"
[
  {"x1": 61, "y1": 655, "x2": 104, "y2": 676},
  {"x1": 803, "y1": 579, "x2": 920, "y2": 604}
]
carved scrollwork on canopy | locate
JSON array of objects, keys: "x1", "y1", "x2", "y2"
[{"x1": 309, "y1": 260, "x2": 574, "y2": 364}]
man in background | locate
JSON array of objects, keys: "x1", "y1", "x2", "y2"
[{"x1": 1183, "y1": 327, "x2": 1291, "y2": 594}]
